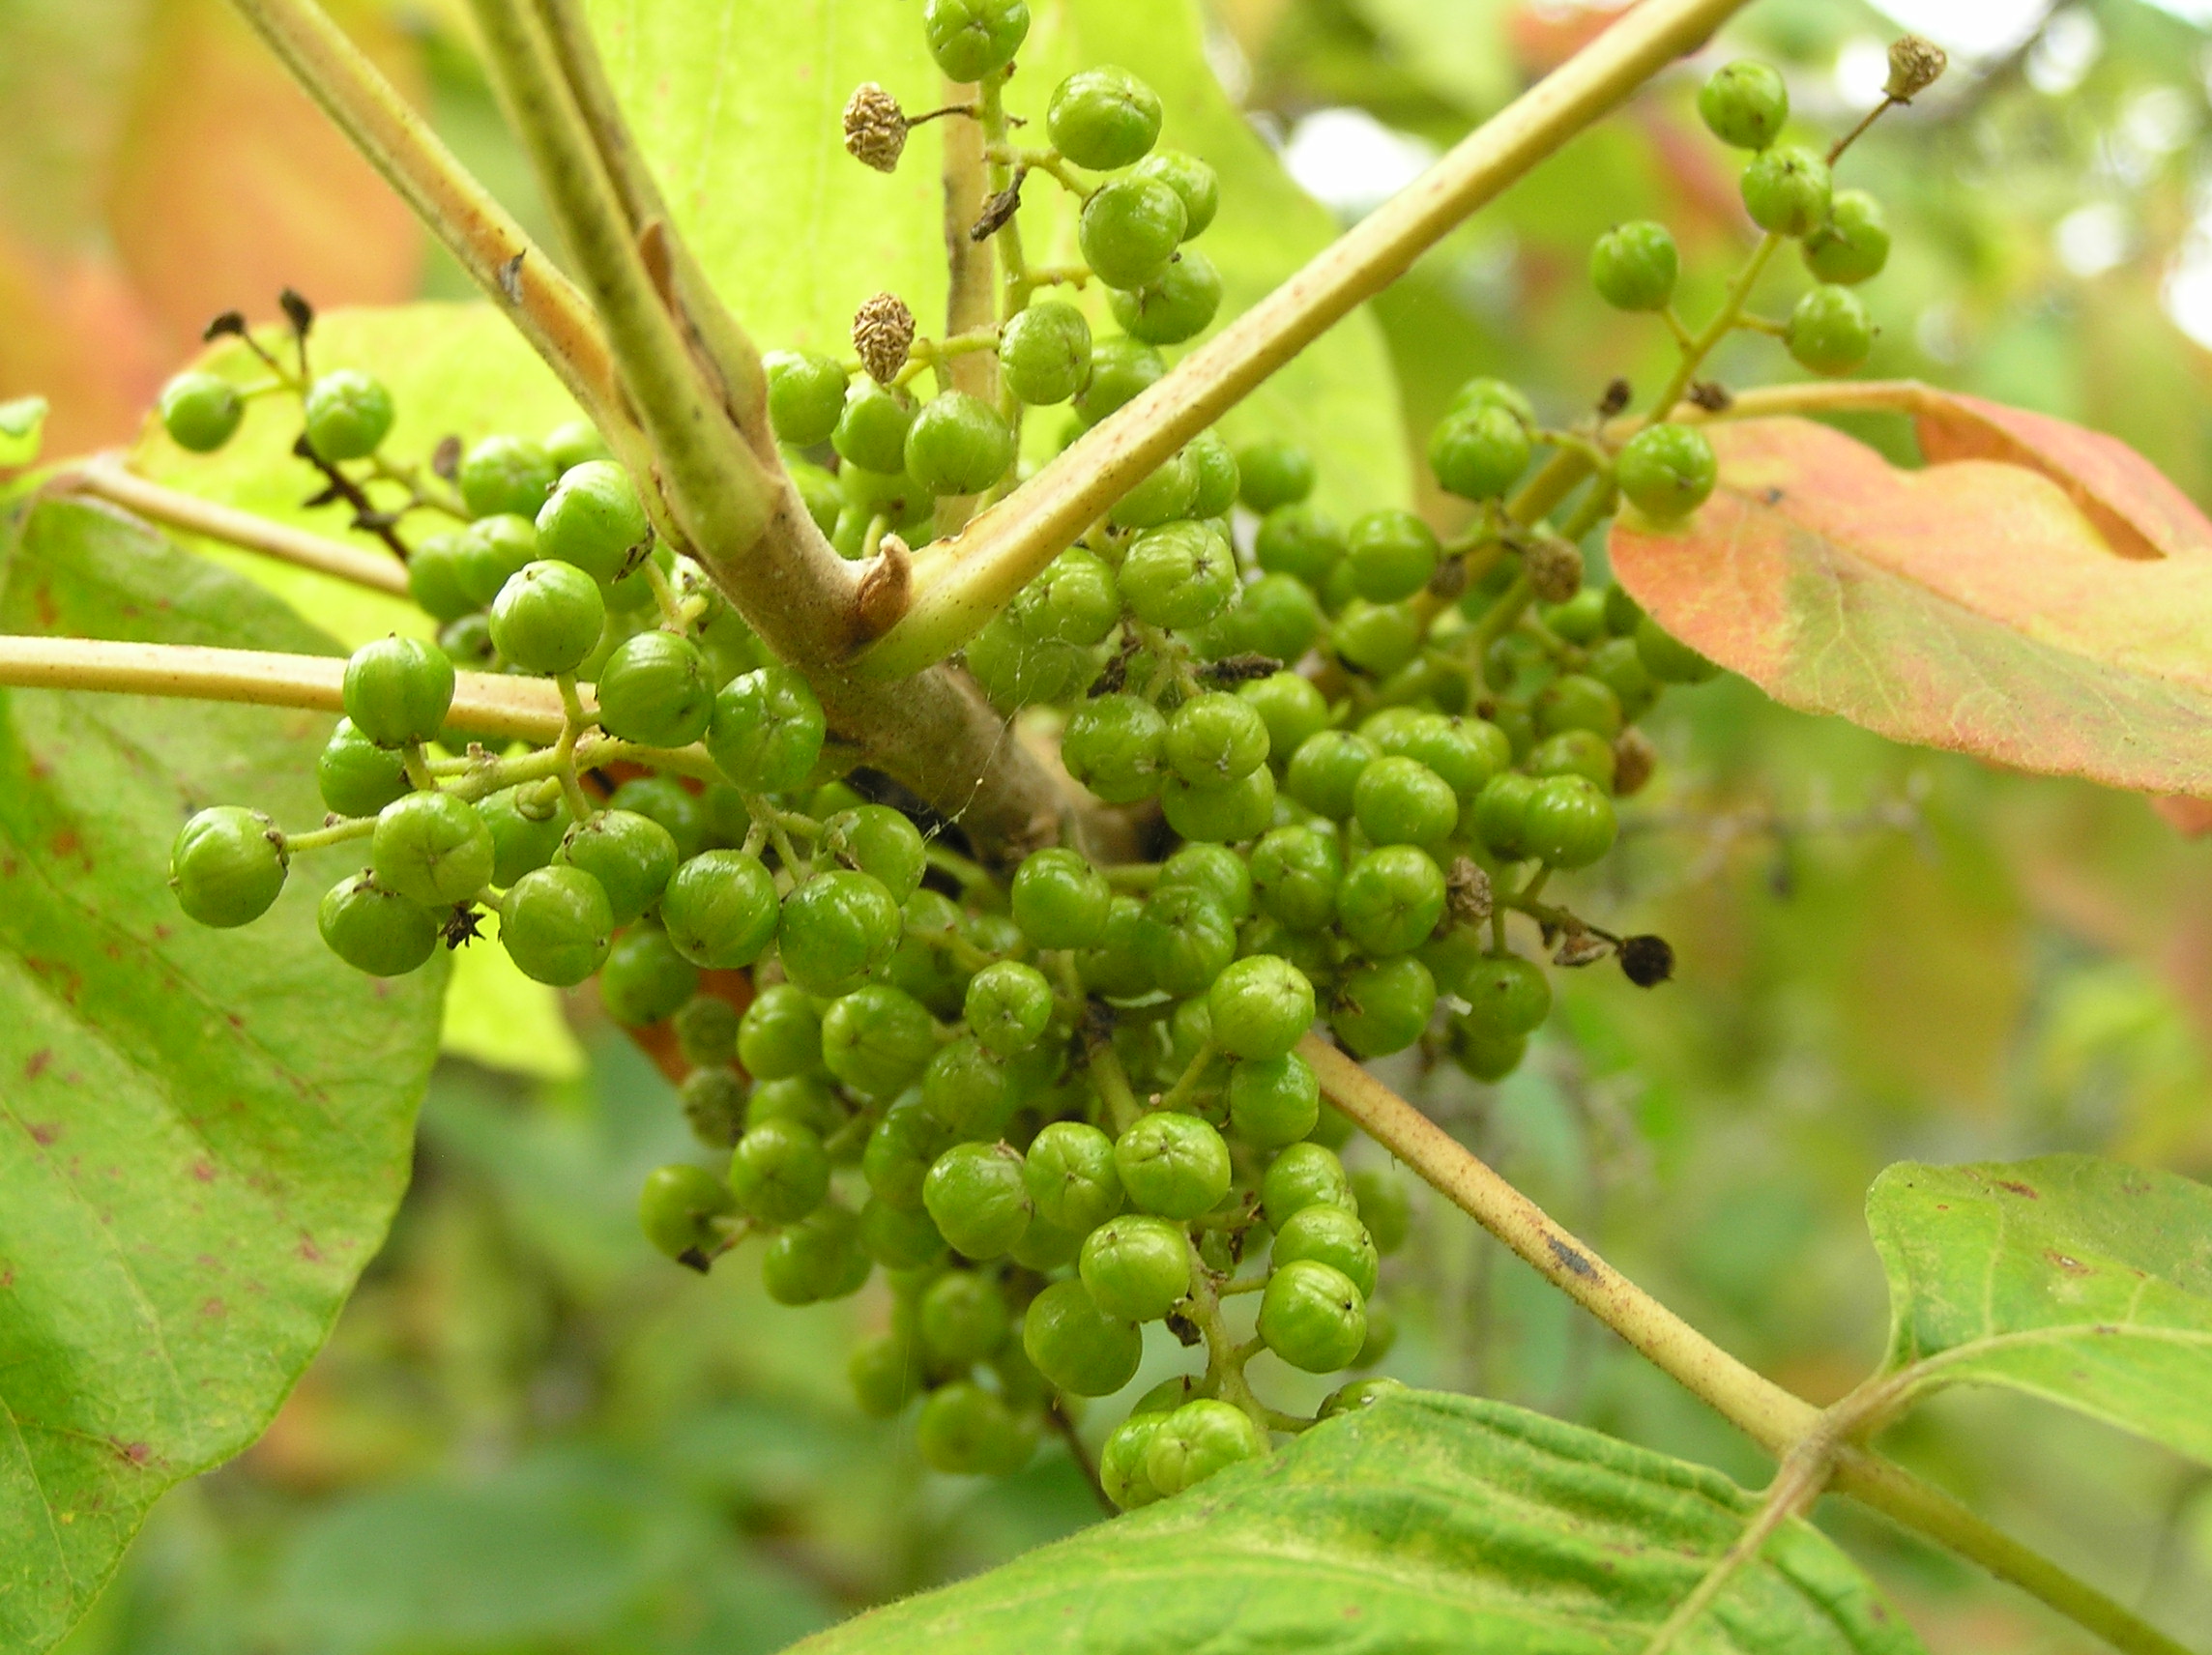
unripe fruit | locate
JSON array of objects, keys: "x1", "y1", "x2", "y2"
[
  {"x1": 1208, "y1": 954, "x2": 1316, "y2": 1060},
  {"x1": 158, "y1": 372, "x2": 244, "y2": 452},
  {"x1": 965, "y1": 959, "x2": 1054, "y2": 1055},
  {"x1": 1459, "y1": 952, "x2": 1553, "y2": 1036},
  {"x1": 1079, "y1": 176, "x2": 1186, "y2": 291},
  {"x1": 1108, "y1": 248, "x2": 1222, "y2": 346},
  {"x1": 638, "y1": 1162, "x2": 735, "y2": 1263},
  {"x1": 923, "y1": 1140, "x2": 1033, "y2": 1260},
  {"x1": 1145, "y1": 1399, "x2": 1266, "y2": 1496},
  {"x1": 1237, "y1": 439, "x2": 1315, "y2": 512},
  {"x1": 370, "y1": 791, "x2": 493, "y2": 909},
  {"x1": 918, "y1": 1269, "x2": 1008, "y2": 1366},
  {"x1": 1007, "y1": 547, "x2": 1120, "y2": 647},
  {"x1": 765, "y1": 351, "x2": 850, "y2": 447},
  {"x1": 922, "y1": 0, "x2": 1030, "y2": 83},
  {"x1": 905, "y1": 391, "x2": 1015, "y2": 496},
  {"x1": 832, "y1": 382, "x2": 917, "y2": 475},
  {"x1": 1345, "y1": 508, "x2": 1441, "y2": 604},
  {"x1": 760, "y1": 1202, "x2": 870, "y2": 1305},
  {"x1": 1120, "y1": 521, "x2": 1236, "y2": 628},
  {"x1": 660, "y1": 849, "x2": 778, "y2": 968},
  {"x1": 1740, "y1": 144, "x2": 1832, "y2": 239},
  {"x1": 342, "y1": 635, "x2": 454, "y2": 748},
  {"x1": 499, "y1": 864, "x2": 613, "y2": 985},
  {"x1": 1259, "y1": 1258, "x2": 1366, "y2": 1372},
  {"x1": 1523, "y1": 773, "x2": 1617, "y2": 869},
  {"x1": 1047, "y1": 66, "x2": 1163, "y2": 171},
  {"x1": 1803, "y1": 189, "x2": 1891, "y2": 286},
  {"x1": 1062, "y1": 694, "x2": 1168, "y2": 806},
  {"x1": 454, "y1": 514, "x2": 538, "y2": 608},
  {"x1": 170, "y1": 806, "x2": 287, "y2": 927},
  {"x1": 536, "y1": 459, "x2": 650, "y2": 584},
  {"x1": 303, "y1": 369, "x2": 394, "y2": 461},
  {"x1": 598, "y1": 923, "x2": 701, "y2": 1027},
  {"x1": 458, "y1": 434, "x2": 558, "y2": 521},
  {"x1": 1108, "y1": 450, "x2": 1198, "y2": 529},
  {"x1": 737, "y1": 984, "x2": 822, "y2": 1081},
  {"x1": 917, "y1": 1381, "x2": 1033, "y2": 1476},
  {"x1": 1615, "y1": 422, "x2": 1717, "y2": 519},
  {"x1": 822, "y1": 983, "x2": 937, "y2": 1098},
  {"x1": 1115, "y1": 1110, "x2": 1232, "y2": 1220},
  {"x1": 999, "y1": 302, "x2": 1092, "y2": 405},
  {"x1": 594, "y1": 629, "x2": 713, "y2": 748},
  {"x1": 405, "y1": 534, "x2": 475, "y2": 624},
  {"x1": 319, "y1": 870, "x2": 441, "y2": 976},
  {"x1": 1429, "y1": 405, "x2": 1530, "y2": 501},
  {"x1": 1330, "y1": 955, "x2": 1437, "y2": 1059},
  {"x1": 1636, "y1": 615, "x2": 1720, "y2": 684},
  {"x1": 317, "y1": 719, "x2": 410, "y2": 819},
  {"x1": 1025, "y1": 1120, "x2": 1124, "y2": 1233},
  {"x1": 1787, "y1": 283, "x2": 1875, "y2": 376},
  {"x1": 1080, "y1": 1213, "x2": 1191, "y2": 1321},
  {"x1": 1273, "y1": 1203, "x2": 1379, "y2": 1298},
  {"x1": 554, "y1": 808, "x2": 678, "y2": 927},
  {"x1": 821, "y1": 804, "x2": 926, "y2": 902},
  {"x1": 1070, "y1": 335, "x2": 1164, "y2": 427},
  {"x1": 480, "y1": 786, "x2": 566, "y2": 886},
  {"x1": 729, "y1": 1118, "x2": 831, "y2": 1225},
  {"x1": 545, "y1": 421, "x2": 609, "y2": 471},
  {"x1": 1337, "y1": 844, "x2": 1447, "y2": 956},
  {"x1": 1022, "y1": 1277, "x2": 1143, "y2": 1397},
  {"x1": 1699, "y1": 59, "x2": 1790, "y2": 151},
  {"x1": 1228, "y1": 1052, "x2": 1321, "y2": 1147},
  {"x1": 778, "y1": 868, "x2": 901, "y2": 997},
  {"x1": 708, "y1": 665, "x2": 825, "y2": 793},
  {"x1": 1132, "y1": 149, "x2": 1219, "y2": 238},
  {"x1": 1590, "y1": 220, "x2": 1679, "y2": 312},
  {"x1": 489, "y1": 560, "x2": 605, "y2": 676}
]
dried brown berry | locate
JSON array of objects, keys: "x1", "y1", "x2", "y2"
[
  {"x1": 853, "y1": 291, "x2": 917, "y2": 384},
  {"x1": 1885, "y1": 36, "x2": 1946, "y2": 102},
  {"x1": 1446, "y1": 856, "x2": 1493, "y2": 929},
  {"x1": 1526, "y1": 534, "x2": 1584, "y2": 605},
  {"x1": 1619, "y1": 934, "x2": 1674, "y2": 987},
  {"x1": 1612, "y1": 728, "x2": 1656, "y2": 798},
  {"x1": 843, "y1": 83, "x2": 909, "y2": 173}
]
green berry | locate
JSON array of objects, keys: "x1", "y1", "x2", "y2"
[
  {"x1": 1080, "y1": 176, "x2": 1186, "y2": 291},
  {"x1": 1237, "y1": 440, "x2": 1315, "y2": 511},
  {"x1": 1047, "y1": 66, "x2": 1163, "y2": 170},
  {"x1": 859, "y1": 1199, "x2": 946, "y2": 1271},
  {"x1": 1544, "y1": 588, "x2": 1610, "y2": 645},
  {"x1": 832, "y1": 382, "x2": 917, "y2": 474},
  {"x1": 1260, "y1": 1257, "x2": 1365, "y2": 1372},
  {"x1": 1008, "y1": 846, "x2": 1111, "y2": 949},
  {"x1": 1524, "y1": 773, "x2": 1615, "y2": 869},
  {"x1": 729, "y1": 1117, "x2": 831, "y2": 1224},
  {"x1": 453, "y1": 513, "x2": 538, "y2": 608},
  {"x1": 923, "y1": 1140, "x2": 1033, "y2": 1260},
  {"x1": 1024, "y1": 1276, "x2": 1143, "y2": 1397},
  {"x1": 1100, "y1": 1413, "x2": 1168, "y2": 1509},
  {"x1": 674, "y1": 995, "x2": 742, "y2": 1069},
  {"x1": 1369, "y1": 711, "x2": 1510, "y2": 803},
  {"x1": 1146, "y1": 1398, "x2": 1267, "y2": 1496},
  {"x1": 1349, "y1": 1168, "x2": 1411, "y2": 1255},
  {"x1": 458, "y1": 434, "x2": 557, "y2": 521},
  {"x1": 999, "y1": 302, "x2": 1092, "y2": 406},
  {"x1": 1803, "y1": 189, "x2": 1890, "y2": 286},
  {"x1": 1237, "y1": 673, "x2": 1325, "y2": 762},
  {"x1": 965, "y1": 959, "x2": 1054, "y2": 1056},
  {"x1": 1635, "y1": 615, "x2": 1720, "y2": 684},
  {"x1": 316, "y1": 718, "x2": 410, "y2": 819},
  {"x1": 737, "y1": 984, "x2": 822, "y2": 1080},
  {"x1": 1285, "y1": 730, "x2": 1375, "y2": 822},
  {"x1": 1353, "y1": 755, "x2": 1458, "y2": 848},
  {"x1": 498, "y1": 864, "x2": 612, "y2": 984},
  {"x1": 1208, "y1": 954, "x2": 1315, "y2": 1060},
  {"x1": 1070, "y1": 335, "x2": 1164, "y2": 427},
  {"x1": 919, "y1": 1269, "x2": 1008, "y2": 1366},
  {"x1": 1322, "y1": 1375, "x2": 1408, "y2": 1417},
  {"x1": 1741, "y1": 144, "x2": 1832, "y2": 239},
  {"x1": 1331, "y1": 599, "x2": 1423, "y2": 678},
  {"x1": 1160, "y1": 842, "x2": 1253, "y2": 920},
  {"x1": 302, "y1": 369, "x2": 393, "y2": 461},
  {"x1": 777, "y1": 868, "x2": 901, "y2": 997},
  {"x1": 1534, "y1": 673, "x2": 1624, "y2": 740},
  {"x1": 1586, "y1": 635, "x2": 1659, "y2": 721},
  {"x1": 550, "y1": 809, "x2": 673, "y2": 927},
  {"x1": 906, "y1": 391, "x2": 1016, "y2": 496},
  {"x1": 1472, "y1": 770, "x2": 1537, "y2": 860},
  {"x1": 1164, "y1": 692, "x2": 1268, "y2": 788},
  {"x1": 1024, "y1": 1121, "x2": 1123, "y2": 1233},
  {"x1": 1337, "y1": 844, "x2": 1446, "y2": 956},
  {"x1": 1528, "y1": 729, "x2": 1615, "y2": 792},
  {"x1": 1062, "y1": 694, "x2": 1167, "y2": 805},
  {"x1": 1272, "y1": 1203, "x2": 1378, "y2": 1297},
  {"x1": 318, "y1": 870, "x2": 441, "y2": 976},
  {"x1": 1115, "y1": 1111, "x2": 1231, "y2": 1220},
  {"x1": 158, "y1": 372, "x2": 243, "y2": 452},
  {"x1": 342, "y1": 635, "x2": 454, "y2": 748},
  {"x1": 923, "y1": 0, "x2": 1029, "y2": 81},
  {"x1": 536, "y1": 459, "x2": 649, "y2": 584},
  {"x1": 1080, "y1": 1214, "x2": 1191, "y2": 1322},
  {"x1": 820, "y1": 985, "x2": 937, "y2": 1100},
  {"x1": 1615, "y1": 422, "x2": 1716, "y2": 519},
  {"x1": 1228, "y1": 1052, "x2": 1321, "y2": 1147},
  {"x1": 369, "y1": 791, "x2": 492, "y2": 909},
  {"x1": 1261, "y1": 1141, "x2": 1353, "y2": 1229},
  {"x1": 593, "y1": 630, "x2": 713, "y2": 749},
  {"x1": 1590, "y1": 220, "x2": 1679, "y2": 311},
  {"x1": 405, "y1": 534, "x2": 475, "y2": 624},
  {"x1": 1460, "y1": 952, "x2": 1552, "y2": 1037},
  {"x1": 1108, "y1": 248, "x2": 1222, "y2": 346},
  {"x1": 545, "y1": 421, "x2": 610, "y2": 472},
  {"x1": 599, "y1": 923, "x2": 701, "y2": 1026},
  {"x1": 861, "y1": 1096, "x2": 952, "y2": 1210},
  {"x1": 658, "y1": 849, "x2": 778, "y2": 969},
  {"x1": 606, "y1": 774, "x2": 705, "y2": 862},
  {"x1": 489, "y1": 560, "x2": 605, "y2": 676},
  {"x1": 1250, "y1": 826, "x2": 1341, "y2": 932},
  {"x1": 1108, "y1": 449, "x2": 1200, "y2": 530},
  {"x1": 1455, "y1": 1023, "x2": 1527, "y2": 1083},
  {"x1": 1430, "y1": 404, "x2": 1531, "y2": 501},
  {"x1": 1120, "y1": 521, "x2": 1237, "y2": 628},
  {"x1": 1076, "y1": 894, "x2": 1155, "y2": 999},
  {"x1": 1252, "y1": 503, "x2": 1342, "y2": 585},
  {"x1": 1699, "y1": 59, "x2": 1790, "y2": 151},
  {"x1": 1008, "y1": 548, "x2": 1121, "y2": 647},
  {"x1": 1330, "y1": 955, "x2": 1437, "y2": 1058},
  {"x1": 814, "y1": 806, "x2": 919, "y2": 904},
  {"x1": 1134, "y1": 886, "x2": 1237, "y2": 998},
  {"x1": 1185, "y1": 430, "x2": 1240, "y2": 519},
  {"x1": 917, "y1": 1380, "x2": 1033, "y2": 1476},
  {"x1": 1788, "y1": 283, "x2": 1875, "y2": 376},
  {"x1": 637, "y1": 1163, "x2": 735, "y2": 1264},
  {"x1": 760, "y1": 1201, "x2": 870, "y2": 1305},
  {"x1": 848, "y1": 1334, "x2": 919, "y2": 1416},
  {"x1": 1132, "y1": 149, "x2": 1219, "y2": 238},
  {"x1": 707, "y1": 665, "x2": 824, "y2": 794},
  {"x1": 765, "y1": 351, "x2": 850, "y2": 448},
  {"x1": 1354, "y1": 1295, "x2": 1398, "y2": 1366},
  {"x1": 1344, "y1": 509, "x2": 1441, "y2": 605},
  {"x1": 169, "y1": 806, "x2": 286, "y2": 928}
]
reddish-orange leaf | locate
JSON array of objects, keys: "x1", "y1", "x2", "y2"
[{"x1": 1611, "y1": 417, "x2": 2212, "y2": 799}]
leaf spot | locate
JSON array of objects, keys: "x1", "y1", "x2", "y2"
[
  {"x1": 1546, "y1": 1236, "x2": 1598, "y2": 1279},
  {"x1": 1994, "y1": 1179, "x2": 2038, "y2": 1199},
  {"x1": 2045, "y1": 1251, "x2": 2092, "y2": 1276},
  {"x1": 24, "y1": 1049, "x2": 51, "y2": 1080}
]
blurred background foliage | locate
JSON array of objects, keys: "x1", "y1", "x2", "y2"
[{"x1": 12, "y1": 0, "x2": 2212, "y2": 1650}]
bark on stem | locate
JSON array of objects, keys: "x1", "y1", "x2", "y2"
[{"x1": 857, "y1": 0, "x2": 1757, "y2": 679}]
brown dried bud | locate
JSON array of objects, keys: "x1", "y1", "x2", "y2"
[
  {"x1": 1446, "y1": 857, "x2": 1494, "y2": 929},
  {"x1": 1427, "y1": 552, "x2": 1470, "y2": 602},
  {"x1": 1885, "y1": 35, "x2": 1947, "y2": 102},
  {"x1": 1618, "y1": 934, "x2": 1674, "y2": 988},
  {"x1": 1526, "y1": 535, "x2": 1584, "y2": 606},
  {"x1": 843, "y1": 82, "x2": 908, "y2": 173},
  {"x1": 1612, "y1": 728, "x2": 1656, "y2": 798},
  {"x1": 853, "y1": 291, "x2": 917, "y2": 384},
  {"x1": 1597, "y1": 377, "x2": 1632, "y2": 419},
  {"x1": 1554, "y1": 931, "x2": 1611, "y2": 970},
  {"x1": 971, "y1": 178, "x2": 1025, "y2": 243},
  {"x1": 1687, "y1": 381, "x2": 1733, "y2": 413}
]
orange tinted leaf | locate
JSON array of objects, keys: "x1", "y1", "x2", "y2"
[{"x1": 1611, "y1": 417, "x2": 2212, "y2": 799}]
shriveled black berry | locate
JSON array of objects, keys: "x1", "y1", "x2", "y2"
[{"x1": 1619, "y1": 934, "x2": 1674, "y2": 988}]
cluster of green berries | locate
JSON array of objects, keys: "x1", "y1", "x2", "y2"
[{"x1": 1594, "y1": 56, "x2": 1894, "y2": 523}]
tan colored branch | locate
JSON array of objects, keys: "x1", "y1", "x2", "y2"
[
  {"x1": 52, "y1": 461, "x2": 412, "y2": 598},
  {"x1": 857, "y1": 0, "x2": 1757, "y2": 679}
]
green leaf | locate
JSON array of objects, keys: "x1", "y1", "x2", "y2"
[
  {"x1": 791, "y1": 1390, "x2": 1924, "y2": 1655},
  {"x1": 589, "y1": 0, "x2": 1410, "y2": 512},
  {"x1": 1867, "y1": 1154, "x2": 2212, "y2": 1466},
  {"x1": 0, "y1": 397, "x2": 48, "y2": 469},
  {"x1": 0, "y1": 495, "x2": 445, "y2": 1653}
]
